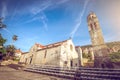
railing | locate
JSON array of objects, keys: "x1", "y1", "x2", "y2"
[{"x1": 24, "y1": 65, "x2": 120, "y2": 80}]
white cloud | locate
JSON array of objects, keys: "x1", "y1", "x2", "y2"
[
  {"x1": 1, "y1": 2, "x2": 7, "y2": 19},
  {"x1": 94, "y1": 0, "x2": 120, "y2": 42},
  {"x1": 24, "y1": 12, "x2": 48, "y2": 31},
  {"x1": 25, "y1": 17, "x2": 40, "y2": 23},
  {"x1": 27, "y1": 0, "x2": 70, "y2": 31},
  {"x1": 30, "y1": 0, "x2": 52, "y2": 15},
  {"x1": 78, "y1": 39, "x2": 91, "y2": 46},
  {"x1": 56, "y1": 0, "x2": 69, "y2": 5},
  {"x1": 70, "y1": 0, "x2": 89, "y2": 38},
  {"x1": 39, "y1": 12, "x2": 48, "y2": 31},
  {"x1": 2, "y1": 28, "x2": 13, "y2": 35},
  {"x1": 27, "y1": 1, "x2": 51, "y2": 31},
  {"x1": 15, "y1": 35, "x2": 40, "y2": 52},
  {"x1": 104, "y1": 30, "x2": 120, "y2": 42},
  {"x1": 10, "y1": 5, "x2": 19, "y2": 22},
  {"x1": 42, "y1": 18, "x2": 48, "y2": 31}
]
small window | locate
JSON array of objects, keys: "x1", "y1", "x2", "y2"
[
  {"x1": 90, "y1": 24, "x2": 93, "y2": 30},
  {"x1": 64, "y1": 61, "x2": 67, "y2": 64},
  {"x1": 91, "y1": 15, "x2": 94, "y2": 19},
  {"x1": 55, "y1": 50, "x2": 58, "y2": 54},
  {"x1": 70, "y1": 60, "x2": 73, "y2": 67},
  {"x1": 94, "y1": 22, "x2": 97, "y2": 30},
  {"x1": 44, "y1": 50, "x2": 47, "y2": 58},
  {"x1": 70, "y1": 45, "x2": 73, "y2": 51}
]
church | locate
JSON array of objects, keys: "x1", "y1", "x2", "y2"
[
  {"x1": 19, "y1": 39, "x2": 79, "y2": 68},
  {"x1": 19, "y1": 12, "x2": 120, "y2": 68}
]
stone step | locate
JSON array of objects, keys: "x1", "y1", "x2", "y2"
[
  {"x1": 24, "y1": 65, "x2": 120, "y2": 80},
  {"x1": 24, "y1": 68, "x2": 74, "y2": 79},
  {"x1": 79, "y1": 67, "x2": 120, "y2": 72},
  {"x1": 80, "y1": 73, "x2": 120, "y2": 79},
  {"x1": 80, "y1": 76, "x2": 113, "y2": 80},
  {"x1": 79, "y1": 70, "x2": 120, "y2": 75},
  {"x1": 25, "y1": 68, "x2": 75, "y2": 75}
]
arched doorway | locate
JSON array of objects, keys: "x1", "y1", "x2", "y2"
[{"x1": 29, "y1": 55, "x2": 33, "y2": 64}]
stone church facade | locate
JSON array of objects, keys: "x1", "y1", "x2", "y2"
[{"x1": 20, "y1": 39, "x2": 79, "y2": 68}]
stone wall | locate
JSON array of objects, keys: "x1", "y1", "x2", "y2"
[
  {"x1": 31, "y1": 46, "x2": 61, "y2": 66},
  {"x1": 75, "y1": 47, "x2": 83, "y2": 66},
  {"x1": 19, "y1": 39, "x2": 79, "y2": 68},
  {"x1": 19, "y1": 52, "x2": 29, "y2": 64},
  {"x1": 79, "y1": 41, "x2": 120, "y2": 68},
  {"x1": 60, "y1": 40, "x2": 78, "y2": 68}
]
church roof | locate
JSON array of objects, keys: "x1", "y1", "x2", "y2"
[
  {"x1": 15, "y1": 49, "x2": 23, "y2": 54},
  {"x1": 35, "y1": 43, "x2": 45, "y2": 49},
  {"x1": 46, "y1": 40, "x2": 68, "y2": 47},
  {"x1": 37, "y1": 39, "x2": 70, "y2": 51}
]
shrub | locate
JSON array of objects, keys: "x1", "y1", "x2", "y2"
[{"x1": 109, "y1": 51, "x2": 120, "y2": 62}]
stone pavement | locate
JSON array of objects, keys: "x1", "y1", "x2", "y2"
[{"x1": 0, "y1": 66, "x2": 70, "y2": 80}]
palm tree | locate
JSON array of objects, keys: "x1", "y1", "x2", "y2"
[{"x1": 12, "y1": 35, "x2": 18, "y2": 41}]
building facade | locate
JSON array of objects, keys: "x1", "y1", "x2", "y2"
[
  {"x1": 19, "y1": 39, "x2": 79, "y2": 68},
  {"x1": 14, "y1": 49, "x2": 23, "y2": 59}
]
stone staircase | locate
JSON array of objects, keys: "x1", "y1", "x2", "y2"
[
  {"x1": 78, "y1": 68, "x2": 120, "y2": 80},
  {"x1": 24, "y1": 65, "x2": 120, "y2": 80}
]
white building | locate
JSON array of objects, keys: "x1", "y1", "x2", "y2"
[
  {"x1": 14, "y1": 49, "x2": 22, "y2": 59},
  {"x1": 19, "y1": 39, "x2": 79, "y2": 68}
]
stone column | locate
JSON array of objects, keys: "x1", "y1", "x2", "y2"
[{"x1": 76, "y1": 47, "x2": 83, "y2": 66}]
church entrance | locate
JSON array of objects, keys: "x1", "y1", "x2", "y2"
[
  {"x1": 29, "y1": 57, "x2": 32, "y2": 64},
  {"x1": 29, "y1": 55, "x2": 33, "y2": 64},
  {"x1": 70, "y1": 60, "x2": 73, "y2": 67}
]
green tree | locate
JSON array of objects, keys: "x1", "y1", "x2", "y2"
[
  {"x1": 12, "y1": 35, "x2": 18, "y2": 42},
  {"x1": 11, "y1": 35, "x2": 18, "y2": 46},
  {"x1": 109, "y1": 51, "x2": 120, "y2": 62},
  {"x1": 0, "y1": 34, "x2": 7, "y2": 60},
  {"x1": 83, "y1": 53, "x2": 88, "y2": 58},
  {"x1": 0, "y1": 34, "x2": 6, "y2": 46},
  {"x1": 6, "y1": 45, "x2": 16, "y2": 57}
]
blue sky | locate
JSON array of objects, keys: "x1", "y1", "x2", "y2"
[{"x1": 0, "y1": 0, "x2": 120, "y2": 52}]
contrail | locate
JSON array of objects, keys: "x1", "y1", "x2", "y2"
[
  {"x1": 3, "y1": 28, "x2": 16, "y2": 45},
  {"x1": 70, "y1": 0, "x2": 89, "y2": 38},
  {"x1": 2, "y1": 28, "x2": 13, "y2": 35},
  {"x1": 1, "y1": 2, "x2": 7, "y2": 21}
]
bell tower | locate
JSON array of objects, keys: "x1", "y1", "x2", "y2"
[
  {"x1": 87, "y1": 12, "x2": 105, "y2": 46},
  {"x1": 87, "y1": 12, "x2": 110, "y2": 68}
]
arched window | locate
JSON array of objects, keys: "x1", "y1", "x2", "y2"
[
  {"x1": 94, "y1": 22, "x2": 97, "y2": 30},
  {"x1": 90, "y1": 24, "x2": 93, "y2": 30}
]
